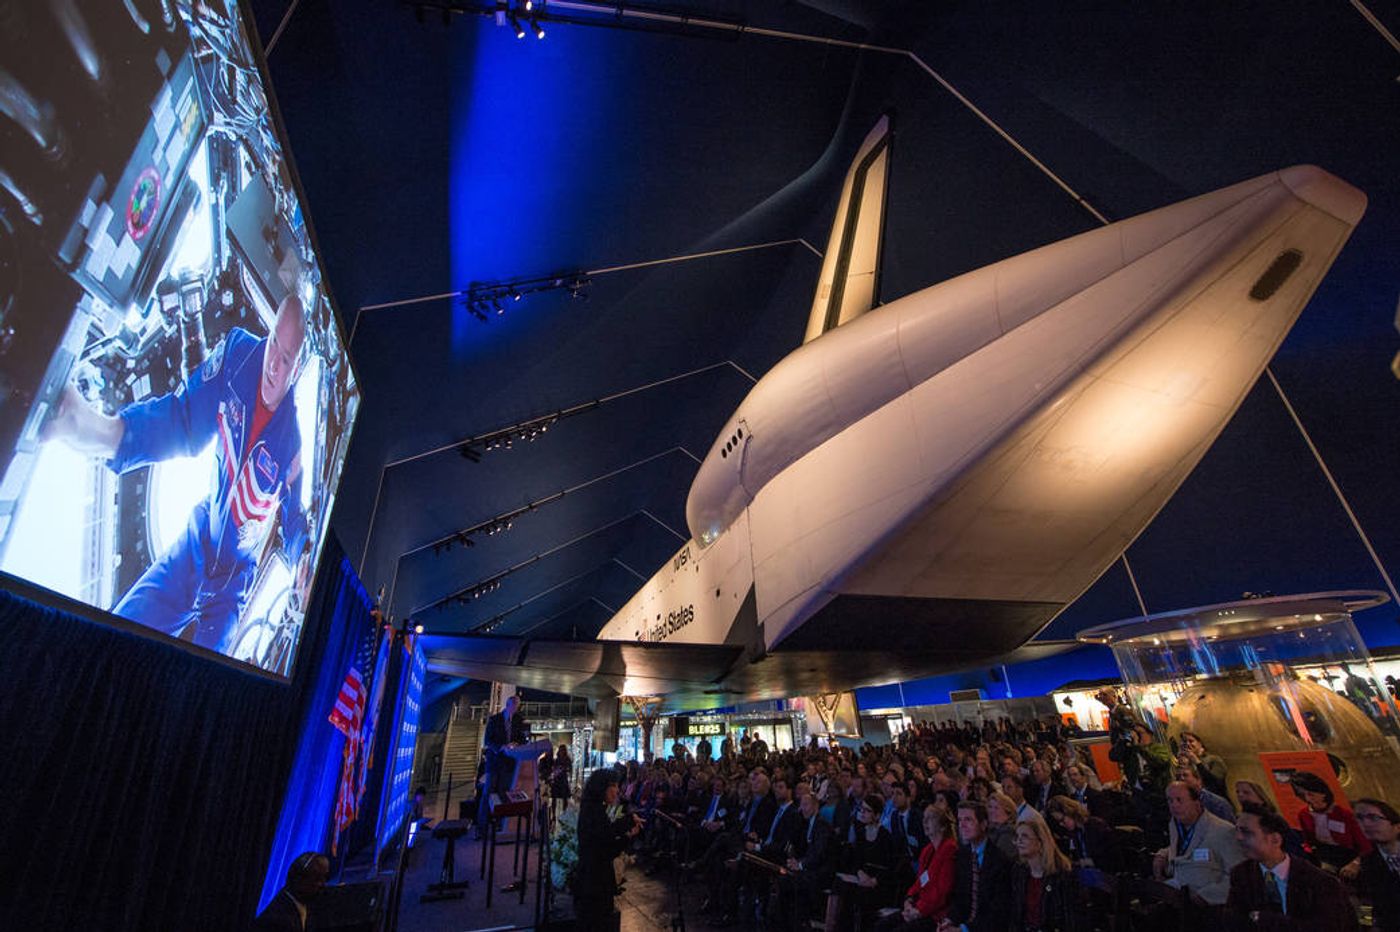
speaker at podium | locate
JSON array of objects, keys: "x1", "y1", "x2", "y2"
[{"x1": 490, "y1": 738, "x2": 553, "y2": 816}]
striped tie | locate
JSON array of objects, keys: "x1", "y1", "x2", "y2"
[{"x1": 968, "y1": 853, "x2": 981, "y2": 923}]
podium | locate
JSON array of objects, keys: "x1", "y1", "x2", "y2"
[
  {"x1": 497, "y1": 738, "x2": 552, "y2": 798},
  {"x1": 481, "y1": 738, "x2": 551, "y2": 907}
]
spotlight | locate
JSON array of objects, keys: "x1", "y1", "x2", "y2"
[
  {"x1": 510, "y1": 289, "x2": 522, "y2": 301},
  {"x1": 509, "y1": 12, "x2": 525, "y2": 37},
  {"x1": 531, "y1": 18, "x2": 545, "y2": 38},
  {"x1": 493, "y1": 297, "x2": 505, "y2": 315},
  {"x1": 414, "y1": 624, "x2": 424, "y2": 634},
  {"x1": 523, "y1": 0, "x2": 533, "y2": 10}
]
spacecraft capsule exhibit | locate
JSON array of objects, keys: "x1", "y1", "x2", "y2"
[{"x1": 1080, "y1": 592, "x2": 1399, "y2": 810}]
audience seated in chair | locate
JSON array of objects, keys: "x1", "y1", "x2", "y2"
[
  {"x1": 1340, "y1": 798, "x2": 1400, "y2": 932},
  {"x1": 1151, "y1": 780, "x2": 1244, "y2": 906},
  {"x1": 1226, "y1": 805, "x2": 1358, "y2": 932}
]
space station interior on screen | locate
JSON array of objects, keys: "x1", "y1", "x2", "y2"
[{"x1": 0, "y1": 0, "x2": 359, "y2": 675}]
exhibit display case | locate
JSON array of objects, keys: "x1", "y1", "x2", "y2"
[{"x1": 1079, "y1": 591, "x2": 1399, "y2": 806}]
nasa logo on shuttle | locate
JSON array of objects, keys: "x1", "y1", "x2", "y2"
[{"x1": 672, "y1": 545, "x2": 693, "y2": 573}]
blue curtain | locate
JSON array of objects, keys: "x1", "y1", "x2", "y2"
[
  {"x1": 258, "y1": 557, "x2": 374, "y2": 912},
  {"x1": 0, "y1": 535, "x2": 361, "y2": 931}
]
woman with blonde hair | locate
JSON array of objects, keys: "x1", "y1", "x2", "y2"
[
  {"x1": 1009, "y1": 817, "x2": 1080, "y2": 931},
  {"x1": 1234, "y1": 779, "x2": 1311, "y2": 860},
  {"x1": 984, "y1": 791, "x2": 1020, "y2": 860},
  {"x1": 1044, "y1": 795, "x2": 1124, "y2": 873}
]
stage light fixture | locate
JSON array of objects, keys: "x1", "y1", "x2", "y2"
[
  {"x1": 531, "y1": 18, "x2": 545, "y2": 38},
  {"x1": 509, "y1": 12, "x2": 525, "y2": 37},
  {"x1": 414, "y1": 624, "x2": 424, "y2": 634}
]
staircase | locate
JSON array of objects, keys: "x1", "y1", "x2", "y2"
[{"x1": 436, "y1": 701, "x2": 483, "y2": 819}]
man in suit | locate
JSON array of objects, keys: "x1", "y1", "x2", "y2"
[
  {"x1": 785, "y1": 789, "x2": 837, "y2": 932},
  {"x1": 738, "y1": 776, "x2": 803, "y2": 924},
  {"x1": 999, "y1": 773, "x2": 1044, "y2": 826},
  {"x1": 475, "y1": 694, "x2": 529, "y2": 837},
  {"x1": 1153, "y1": 780, "x2": 1245, "y2": 905},
  {"x1": 1342, "y1": 797, "x2": 1400, "y2": 931},
  {"x1": 937, "y1": 801, "x2": 1012, "y2": 932},
  {"x1": 253, "y1": 851, "x2": 329, "y2": 931},
  {"x1": 1226, "y1": 805, "x2": 1358, "y2": 931},
  {"x1": 1026, "y1": 760, "x2": 1066, "y2": 814},
  {"x1": 710, "y1": 772, "x2": 778, "y2": 924},
  {"x1": 754, "y1": 776, "x2": 803, "y2": 861},
  {"x1": 836, "y1": 774, "x2": 865, "y2": 843},
  {"x1": 889, "y1": 783, "x2": 927, "y2": 892},
  {"x1": 688, "y1": 774, "x2": 736, "y2": 857},
  {"x1": 1063, "y1": 763, "x2": 1103, "y2": 816}
]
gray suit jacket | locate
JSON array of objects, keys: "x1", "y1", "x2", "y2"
[{"x1": 1156, "y1": 809, "x2": 1245, "y2": 905}]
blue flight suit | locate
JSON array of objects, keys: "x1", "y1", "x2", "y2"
[{"x1": 108, "y1": 327, "x2": 308, "y2": 653}]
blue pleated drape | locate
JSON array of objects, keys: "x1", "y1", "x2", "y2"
[
  {"x1": 257, "y1": 557, "x2": 374, "y2": 912},
  {"x1": 0, "y1": 535, "x2": 367, "y2": 931}
]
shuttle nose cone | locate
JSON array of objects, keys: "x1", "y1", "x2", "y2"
[{"x1": 1279, "y1": 165, "x2": 1367, "y2": 225}]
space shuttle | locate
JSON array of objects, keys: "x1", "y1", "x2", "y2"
[{"x1": 424, "y1": 116, "x2": 1367, "y2": 710}]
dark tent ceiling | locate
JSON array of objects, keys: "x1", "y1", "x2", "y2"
[{"x1": 244, "y1": 0, "x2": 1400, "y2": 659}]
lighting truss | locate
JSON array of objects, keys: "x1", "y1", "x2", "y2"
[
  {"x1": 461, "y1": 270, "x2": 591, "y2": 322},
  {"x1": 405, "y1": 1, "x2": 744, "y2": 43},
  {"x1": 456, "y1": 407, "x2": 586, "y2": 461},
  {"x1": 444, "y1": 573, "x2": 507, "y2": 607},
  {"x1": 430, "y1": 503, "x2": 536, "y2": 556}
]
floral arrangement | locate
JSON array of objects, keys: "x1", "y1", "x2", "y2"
[{"x1": 550, "y1": 805, "x2": 579, "y2": 891}]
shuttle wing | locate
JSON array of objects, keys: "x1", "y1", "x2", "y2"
[
  {"x1": 420, "y1": 633, "x2": 743, "y2": 708},
  {"x1": 419, "y1": 632, "x2": 1074, "y2": 711}
]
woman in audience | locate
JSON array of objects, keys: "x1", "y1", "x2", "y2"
[
  {"x1": 1009, "y1": 817, "x2": 1080, "y2": 931},
  {"x1": 930, "y1": 790, "x2": 961, "y2": 824},
  {"x1": 907, "y1": 805, "x2": 957, "y2": 924},
  {"x1": 1341, "y1": 798, "x2": 1400, "y2": 931},
  {"x1": 551, "y1": 743, "x2": 573, "y2": 813},
  {"x1": 837, "y1": 794, "x2": 900, "y2": 930},
  {"x1": 1044, "y1": 795, "x2": 1124, "y2": 874},
  {"x1": 876, "y1": 804, "x2": 957, "y2": 932},
  {"x1": 1176, "y1": 731, "x2": 1228, "y2": 797},
  {"x1": 1291, "y1": 771, "x2": 1372, "y2": 867},
  {"x1": 1233, "y1": 779, "x2": 1309, "y2": 860},
  {"x1": 984, "y1": 791, "x2": 1021, "y2": 860}
]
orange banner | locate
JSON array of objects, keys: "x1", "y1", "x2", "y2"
[{"x1": 1258, "y1": 750, "x2": 1350, "y2": 811}]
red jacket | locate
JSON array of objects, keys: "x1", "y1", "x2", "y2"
[
  {"x1": 1296, "y1": 804, "x2": 1372, "y2": 857},
  {"x1": 906, "y1": 836, "x2": 957, "y2": 920}
]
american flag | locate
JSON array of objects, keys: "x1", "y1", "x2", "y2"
[
  {"x1": 329, "y1": 621, "x2": 380, "y2": 852},
  {"x1": 328, "y1": 666, "x2": 365, "y2": 737},
  {"x1": 355, "y1": 633, "x2": 393, "y2": 805}
]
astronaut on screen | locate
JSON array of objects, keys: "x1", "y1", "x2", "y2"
[{"x1": 46, "y1": 295, "x2": 311, "y2": 653}]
